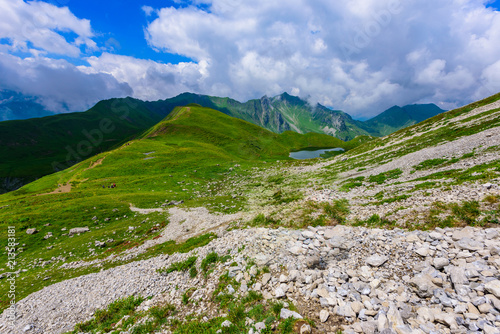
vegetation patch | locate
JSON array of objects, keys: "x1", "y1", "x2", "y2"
[
  {"x1": 413, "y1": 158, "x2": 448, "y2": 170},
  {"x1": 322, "y1": 199, "x2": 350, "y2": 224},
  {"x1": 373, "y1": 195, "x2": 410, "y2": 206},
  {"x1": 353, "y1": 214, "x2": 395, "y2": 228},
  {"x1": 158, "y1": 256, "x2": 198, "y2": 275},
  {"x1": 368, "y1": 168, "x2": 403, "y2": 184},
  {"x1": 451, "y1": 200, "x2": 481, "y2": 225},
  {"x1": 70, "y1": 295, "x2": 144, "y2": 333},
  {"x1": 339, "y1": 176, "x2": 364, "y2": 192}
]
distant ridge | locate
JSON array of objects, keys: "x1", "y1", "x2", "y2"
[
  {"x1": 0, "y1": 92, "x2": 444, "y2": 193},
  {"x1": 0, "y1": 90, "x2": 54, "y2": 121},
  {"x1": 150, "y1": 92, "x2": 445, "y2": 141},
  {"x1": 362, "y1": 103, "x2": 445, "y2": 136}
]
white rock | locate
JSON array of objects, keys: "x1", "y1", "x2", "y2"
[
  {"x1": 415, "y1": 247, "x2": 429, "y2": 257},
  {"x1": 429, "y1": 231, "x2": 443, "y2": 240},
  {"x1": 300, "y1": 323, "x2": 312, "y2": 334},
  {"x1": 261, "y1": 273, "x2": 271, "y2": 286},
  {"x1": 483, "y1": 324, "x2": 498, "y2": 334},
  {"x1": 452, "y1": 226, "x2": 474, "y2": 241},
  {"x1": 366, "y1": 254, "x2": 388, "y2": 267},
  {"x1": 319, "y1": 309, "x2": 329, "y2": 323},
  {"x1": 254, "y1": 322, "x2": 266, "y2": 331},
  {"x1": 378, "y1": 313, "x2": 388, "y2": 331},
  {"x1": 280, "y1": 308, "x2": 302, "y2": 319},
  {"x1": 289, "y1": 246, "x2": 305, "y2": 255},
  {"x1": 432, "y1": 257, "x2": 449, "y2": 270},
  {"x1": 68, "y1": 227, "x2": 89, "y2": 235},
  {"x1": 434, "y1": 311, "x2": 458, "y2": 328},
  {"x1": 485, "y1": 280, "x2": 500, "y2": 298},
  {"x1": 274, "y1": 287, "x2": 286, "y2": 298},
  {"x1": 302, "y1": 231, "x2": 315, "y2": 239},
  {"x1": 221, "y1": 320, "x2": 232, "y2": 327},
  {"x1": 370, "y1": 279, "x2": 381, "y2": 289},
  {"x1": 456, "y1": 237, "x2": 483, "y2": 251}
]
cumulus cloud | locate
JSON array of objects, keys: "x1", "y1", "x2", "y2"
[
  {"x1": 2, "y1": 0, "x2": 500, "y2": 118},
  {"x1": 0, "y1": 53, "x2": 132, "y2": 113},
  {"x1": 84, "y1": 53, "x2": 208, "y2": 101},
  {"x1": 142, "y1": 5, "x2": 155, "y2": 17},
  {"x1": 0, "y1": 0, "x2": 96, "y2": 57},
  {"x1": 0, "y1": 0, "x2": 132, "y2": 113},
  {"x1": 141, "y1": 0, "x2": 500, "y2": 118}
]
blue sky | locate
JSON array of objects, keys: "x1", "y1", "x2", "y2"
[
  {"x1": 60, "y1": 0, "x2": 192, "y2": 63},
  {"x1": 1, "y1": 0, "x2": 500, "y2": 118}
]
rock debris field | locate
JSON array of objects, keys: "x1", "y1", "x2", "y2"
[{"x1": 1, "y1": 224, "x2": 500, "y2": 334}]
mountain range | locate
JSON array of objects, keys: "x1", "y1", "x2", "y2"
[
  {"x1": 0, "y1": 92, "x2": 444, "y2": 193},
  {"x1": 0, "y1": 90, "x2": 54, "y2": 121},
  {"x1": 0, "y1": 91, "x2": 498, "y2": 331}
]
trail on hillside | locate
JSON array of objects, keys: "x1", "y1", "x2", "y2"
[
  {"x1": 85, "y1": 157, "x2": 104, "y2": 171},
  {"x1": 37, "y1": 183, "x2": 72, "y2": 196},
  {"x1": 119, "y1": 206, "x2": 243, "y2": 260}
]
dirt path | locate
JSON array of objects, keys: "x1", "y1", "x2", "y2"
[
  {"x1": 129, "y1": 204, "x2": 165, "y2": 214},
  {"x1": 85, "y1": 157, "x2": 104, "y2": 171},
  {"x1": 37, "y1": 183, "x2": 72, "y2": 196},
  {"x1": 117, "y1": 206, "x2": 243, "y2": 260}
]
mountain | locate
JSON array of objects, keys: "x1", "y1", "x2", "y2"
[
  {"x1": 0, "y1": 92, "x2": 499, "y2": 332},
  {"x1": 167, "y1": 92, "x2": 371, "y2": 141},
  {"x1": 0, "y1": 97, "x2": 166, "y2": 193},
  {"x1": 0, "y1": 90, "x2": 54, "y2": 121},
  {"x1": 361, "y1": 103, "x2": 445, "y2": 136},
  {"x1": 149, "y1": 92, "x2": 444, "y2": 141},
  {"x1": 0, "y1": 92, "x2": 443, "y2": 193}
]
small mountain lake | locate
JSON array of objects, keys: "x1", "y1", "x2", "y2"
[{"x1": 289, "y1": 147, "x2": 345, "y2": 159}]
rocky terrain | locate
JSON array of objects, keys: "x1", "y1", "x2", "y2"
[
  {"x1": 0, "y1": 96, "x2": 499, "y2": 333},
  {"x1": 2, "y1": 224, "x2": 500, "y2": 333}
]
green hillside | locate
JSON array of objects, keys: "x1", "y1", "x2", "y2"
[
  {"x1": 0, "y1": 105, "x2": 355, "y2": 310},
  {"x1": 0, "y1": 92, "x2": 444, "y2": 194},
  {"x1": 0, "y1": 97, "x2": 167, "y2": 193},
  {"x1": 0, "y1": 92, "x2": 497, "y2": 318},
  {"x1": 362, "y1": 103, "x2": 444, "y2": 136}
]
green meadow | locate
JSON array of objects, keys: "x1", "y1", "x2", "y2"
[{"x1": 0, "y1": 105, "x2": 362, "y2": 310}]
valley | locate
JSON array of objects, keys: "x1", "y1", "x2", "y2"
[
  {"x1": 0, "y1": 93, "x2": 498, "y2": 334},
  {"x1": 0, "y1": 93, "x2": 442, "y2": 194}
]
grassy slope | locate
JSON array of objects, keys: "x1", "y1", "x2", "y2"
[
  {"x1": 362, "y1": 104, "x2": 445, "y2": 137},
  {"x1": 326, "y1": 92, "x2": 500, "y2": 173},
  {"x1": 0, "y1": 92, "x2": 444, "y2": 193},
  {"x1": 0, "y1": 105, "x2": 355, "y2": 310},
  {"x1": 0, "y1": 98, "x2": 165, "y2": 185}
]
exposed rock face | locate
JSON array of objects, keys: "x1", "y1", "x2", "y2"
[
  {"x1": 0, "y1": 177, "x2": 27, "y2": 194},
  {"x1": 2, "y1": 225, "x2": 499, "y2": 334}
]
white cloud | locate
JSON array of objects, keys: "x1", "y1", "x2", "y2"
[
  {"x1": 0, "y1": 0, "x2": 96, "y2": 57},
  {"x1": 140, "y1": 0, "x2": 500, "y2": 117},
  {"x1": 2, "y1": 0, "x2": 500, "y2": 119},
  {"x1": 85, "y1": 53, "x2": 208, "y2": 101},
  {"x1": 142, "y1": 5, "x2": 155, "y2": 16},
  {"x1": 0, "y1": 52, "x2": 132, "y2": 113}
]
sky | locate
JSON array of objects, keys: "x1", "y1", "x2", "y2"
[{"x1": 0, "y1": 0, "x2": 500, "y2": 119}]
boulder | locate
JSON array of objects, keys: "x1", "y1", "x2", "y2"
[
  {"x1": 26, "y1": 228, "x2": 37, "y2": 235},
  {"x1": 280, "y1": 308, "x2": 302, "y2": 319},
  {"x1": 409, "y1": 274, "x2": 437, "y2": 298},
  {"x1": 366, "y1": 254, "x2": 389, "y2": 267},
  {"x1": 452, "y1": 226, "x2": 474, "y2": 241},
  {"x1": 69, "y1": 227, "x2": 90, "y2": 235},
  {"x1": 319, "y1": 309, "x2": 329, "y2": 323},
  {"x1": 485, "y1": 280, "x2": 500, "y2": 298},
  {"x1": 432, "y1": 257, "x2": 449, "y2": 270},
  {"x1": 456, "y1": 237, "x2": 483, "y2": 251}
]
